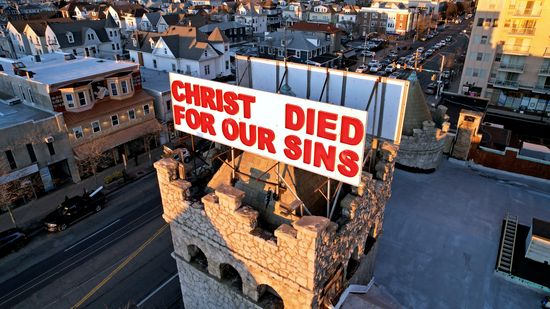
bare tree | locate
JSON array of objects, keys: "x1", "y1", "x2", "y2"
[
  {"x1": 78, "y1": 139, "x2": 113, "y2": 185},
  {"x1": 0, "y1": 174, "x2": 40, "y2": 228},
  {"x1": 144, "y1": 120, "x2": 163, "y2": 164}
]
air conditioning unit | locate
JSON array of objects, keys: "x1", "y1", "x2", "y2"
[{"x1": 44, "y1": 136, "x2": 54, "y2": 143}]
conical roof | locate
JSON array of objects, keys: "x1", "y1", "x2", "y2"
[{"x1": 402, "y1": 71, "x2": 432, "y2": 136}]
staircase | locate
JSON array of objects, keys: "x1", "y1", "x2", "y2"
[{"x1": 497, "y1": 214, "x2": 518, "y2": 273}]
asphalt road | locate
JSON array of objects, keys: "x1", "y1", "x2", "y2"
[{"x1": 0, "y1": 172, "x2": 183, "y2": 308}]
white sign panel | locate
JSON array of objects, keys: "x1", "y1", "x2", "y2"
[
  {"x1": 235, "y1": 56, "x2": 409, "y2": 143},
  {"x1": 170, "y1": 73, "x2": 368, "y2": 186}
]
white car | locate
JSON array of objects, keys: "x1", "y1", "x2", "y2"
[
  {"x1": 367, "y1": 59, "x2": 380, "y2": 67},
  {"x1": 425, "y1": 49, "x2": 434, "y2": 56},
  {"x1": 416, "y1": 47, "x2": 425, "y2": 53},
  {"x1": 439, "y1": 40, "x2": 446, "y2": 46},
  {"x1": 369, "y1": 64, "x2": 383, "y2": 72},
  {"x1": 384, "y1": 65, "x2": 396, "y2": 73},
  {"x1": 355, "y1": 64, "x2": 368, "y2": 73},
  {"x1": 388, "y1": 72, "x2": 401, "y2": 79}
]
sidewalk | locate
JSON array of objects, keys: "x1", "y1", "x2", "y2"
[{"x1": 0, "y1": 147, "x2": 163, "y2": 233}]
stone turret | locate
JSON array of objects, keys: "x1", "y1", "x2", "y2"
[{"x1": 154, "y1": 141, "x2": 398, "y2": 308}]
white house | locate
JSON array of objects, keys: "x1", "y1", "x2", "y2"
[
  {"x1": 235, "y1": 1, "x2": 267, "y2": 34},
  {"x1": 127, "y1": 26, "x2": 231, "y2": 80},
  {"x1": 140, "y1": 12, "x2": 182, "y2": 33}
]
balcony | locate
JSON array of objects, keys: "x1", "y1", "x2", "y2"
[
  {"x1": 507, "y1": 8, "x2": 542, "y2": 17},
  {"x1": 493, "y1": 79, "x2": 520, "y2": 90},
  {"x1": 507, "y1": 28, "x2": 535, "y2": 36},
  {"x1": 502, "y1": 45, "x2": 530, "y2": 55},
  {"x1": 533, "y1": 85, "x2": 550, "y2": 94},
  {"x1": 498, "y1": 63, "x2": 525, "y2": 73},
  {"x1": 539, "y1": 66, "x2": 550, "y2": 76}
]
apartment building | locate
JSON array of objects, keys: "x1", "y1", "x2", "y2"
[
  {"x1": 459, "y1": 0, "x2": 550, "y2": 115},
  {"x1": 0, "y1": 53, "x2": 160, "y2": 181},
  {"x1": 360, "y1": 3, "x2": 415, "y2": 36}
]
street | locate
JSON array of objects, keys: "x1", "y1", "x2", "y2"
[{"x1": 0, "y1": 172, "x2": 183, "y2": 308}]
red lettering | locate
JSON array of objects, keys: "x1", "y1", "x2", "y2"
[
  {"x1": 341, "y1": 116, "x2": 364, "y2": 146},
  {"x1": 200, "y1": 86, "x2": 216, "y2": 110},
  {"x1": 317, "y1": 111, "x2": 337, "y2": 141},
  {"x1": 200, "y1": 112, "x2": 216, "y2": 135},
  {"x1": 184, "y1": 83, "x2": 201, "y2": 105},
  {"x1": 285, "y1": 104, "x2": 304, "y2": 131},
  {"x1": 313, "y1": 143, "x2": 336, "y2": 171},
  {"x1": 223, "y1": 92, "x2": 239, "y2": 115},
  {"x1": 173, "y1": 104, "x2": 185, "y2": 125},
  {"x1": 306, "y1": 108, "x2": 315, "y2": 135},
  {"x1": 221, "y1": 118, "x2": 239, "y2": 141},
  {"x1": 303, "y1": 139, "x2": 312, "y2": 164},
  {"x1": 238, "y1": 94, "x2": 255, "y2": 119},
  {"x1": 186, "y1": 108, "x2": 201, "y2": 130},
  {"x1": 284, "y1": 135, "x2": 301, "y2": 160},
  {"x1": 338, "y1": 150, "x2": 359, "y2": 177},
  {"x1": 215, "y1": 89, "x2": 224, "y2": 112},
  {"x1": 171, "y1": 80, "x2": 184, "y2": 102},
  {"x1": 239, "y1": 122, "x2": 256, "y2": 146},
  {"x1": 258, "y1": 128, "x2": 276, "y2": 154}
]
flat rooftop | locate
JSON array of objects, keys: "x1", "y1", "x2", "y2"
[
  {"x1": 141, "y1": 68, "x2": 170, "y2": 93},
  {"x1": 0, "y1": 53, "x2": 137, "y2": 86},
  {"x1": 0, "y1": 97, "x2": 54, "y2": 129}
]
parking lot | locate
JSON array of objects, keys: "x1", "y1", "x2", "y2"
[{"x1": 374, "y1": 160, "x2": 550, "y2": 308}]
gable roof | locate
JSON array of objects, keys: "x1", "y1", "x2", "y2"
[
  {"x1": 161, "y1": 13, "x2": 182, "y2": 26},
  {"x1": 9, "y1": 18, "x2": 71, "y2": 33},
  {"x1": 48, "y1": 20, "x2": 113, "y2": 48},
  {"x1": 207, "y1": 27, "x2": 229, "y2": 43},
  {"x1": 105, "y1": 12, "x2": 118, "y2": 28},
  {"x1": 144, "y1": 12, "x2": 161, "y2": 25}
]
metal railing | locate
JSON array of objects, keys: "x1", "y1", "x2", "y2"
[
  {"x1": 533, "y1": 84, "x2": 550, "y2": 93},
  {"x1": 539, "y1": 66, "x2": 550, "y2": 75},
  {"x1": 499, "y1": 63, "x2": 525, "y2": 71},
  {"x1": 507, "y1": 8, "x2": 542, "y2": 17},
  {"x1": 493, "y1": 79, "x2": 520, "y2": 88},
  {"x1": 507, "y1": 28, "x2": 535, "y2": 35},
  {"x1": 502, "y1": 44, "x2": 530, "y2": 55}
]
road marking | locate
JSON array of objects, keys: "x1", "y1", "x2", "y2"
[
  {"x1": 71, "y1": 223, "x2": 169, "y2": 309},
  {"x1": 64, "y1": 219, "x2": 121, "y2": 252},
  {"x1": 0, "y1": 206, "x2": 162, "y2": 307},
  {"x1": 136, "y1": 273, "x2": 178, "y2": 307}
]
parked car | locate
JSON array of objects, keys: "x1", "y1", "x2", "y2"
[
  {"x1": 376, "y1": 70, "x2": 387, "y2": 77},
  {"x1": 424, "y1": 82, "x2": 437, "y2": 95},
  {"x1": 367, "y1": 59, "x2": 380, "y2": 67},
  {"x1": 446, "y1": 36, "x2": 452, "y2": 42},
  {"x1": 425, "y1": 49, "x2": 434, "y2": 57},
  {"x1": 0, "y1": 228, "x2": 28, "y2": 256},
  {"x1": 440, "y1": 40, "x2": 446, "y2": 46},
  {"x1": 442, "y1": 70, "x2": 451, "y2": 79},
  {"x1": 369, "y1": 63, "x2": 383, "y2": 72},
  {"x1": 434, "y1": 43, "x2": 442, "y2": 49},
  {"x1": 385, "y1": 65, "x2": 396, "y2": 73},
  {"x1": 44, "y1": 187, "x2": 106, "y2": 232},
  {"x1": 360, "y1": 50, "x2": 374, "y2": 57},
  {"x1": 355, "y1": 64, "x2": 369, "y2": 73},
  {"x1": 416, "y1": 47, "x2": 425, "y2": 53}
]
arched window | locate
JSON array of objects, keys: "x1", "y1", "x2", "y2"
[
  {"x1": 187, "y1": 244, "x2": 208, "y2": 270},
  {"x1": 257, "y1": 284, "x2": 284, "y2": 309},
  {"x1": 220, "y1": 263, "x2": 242, "y2": 292}
]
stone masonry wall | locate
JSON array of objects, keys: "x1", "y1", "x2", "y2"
[
  {"x1": 397, "y1": 120, "x2": 450, "y2": 170},
  {"x1": 154, "y1": 141, "x2": 398, "y2": 309}
]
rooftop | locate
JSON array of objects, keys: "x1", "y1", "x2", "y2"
[
  {"x1": 141, "y1": 68, "x2": 170, "y2": 93},
  {"x1": 0, "y1": 54, "x2": 137, "y2": 87},
  {"x1": 0, "y1": 95, "x2": 54, "y2": 130}
]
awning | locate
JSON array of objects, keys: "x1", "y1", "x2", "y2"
[
  {"x1": 73, "y1": 118, "x2": 160, "y2": 160},
  {"x1": 0, "y1": 164, "x2": 38, "y2": 185}
]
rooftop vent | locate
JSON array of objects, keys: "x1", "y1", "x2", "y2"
[{"x1": 64, "y1": 54, "x2": 76, "y2": 61}]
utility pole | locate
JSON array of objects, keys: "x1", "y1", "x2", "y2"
[{"x1": 435, "y1": 54, "x2": 445, "y2": 100}]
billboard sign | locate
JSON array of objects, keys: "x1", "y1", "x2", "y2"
[{"x1": 170, "y1": 73, "x2": 368, "y2": 186}]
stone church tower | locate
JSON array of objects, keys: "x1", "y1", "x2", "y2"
[{"x1": 154, "y1": 140, "x2": 398, "y2": 308}]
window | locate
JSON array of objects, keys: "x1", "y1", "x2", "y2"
[
  {"x1": 204, "y1": 65, "x2": 210, "y2": 75},
  {"x1": 166, "y1": 99, "x2": 171, "y2": 111},
  {"x1": 477, "y1": 18, "x2": 484, "y2": 27},
  {"x1": 495, "y1": 52, "x2": 502, "y2": 62},
  {"x1": 110, "y1": 83, "x2": 118, "y2": 96},
  {"x1": 73, "y1": 49, "x2": 77, "y2": 55},
  {"x1": 67, "y1": 33, "x2": 74, "y2": 43},
  {"x1": 481, "y1": 35, "x2": 488, "y2": 44},
  {"x1": 116, "y1": 43, "x2": 120, "y2": 50},
  {"x1": 114, "y1": 31, "x2": 117, "y2": 37},
  {"x1": 66, "y1": 93, "x2": 74, "y2": 108},
  {"x1": 73, "y1": 127, "x2": 83, "y2": 139},
  {"x1": 121, "y1": 81, "x2": 128, "y2": 94},
  {"x1": 111, "y1": 114, "x2": 119, "y2": 126},
  {"x1": 77, "y1": 91, "x2": 86, "y2": 106},
  {"x1": 153, "y1": 59, "x2": 157, "y2": 68},
  {"x1": 296, "y1": 50, "x2": 301, "y2": 58},
  {"x1": 476, "y1": 52, "x2": 483, "y2": 61},
  {"x1": 92, "y1": 121, "x2": 101, "y2": 133},
  {"x1": 225, "y1": 61, "x2": 229, "y2": 70},
  {"x1": 225, "y1": 45, "x2": 228, "y2": 52},
  {"x1": 112, "y1": 43, "x2": 115, "y2": 50},
  {"x1": 172, "y1": 63, "x2": 176, "y2": 71},
  {"x1": 46, "y1": 142, "x2": 55, "y2": 155},
  {"x1": 493, "y1": 18, "x2": 499, "y2": 27},
  {"x1": 5, "y1": 150, "x2": 16, "y2": 170},
  {"x1": 109, "y1": 30, "x2": 113, "y2": 36},
  {"x1": 164, "y1": 48, "x2": 168, "y2": 54},
  {"x1": 26, "y1": 144, "x2": 37, "y2": 163},
  {"x1": 204, "y1": 50, "x2": 208, "y2": 57},
  {"x1": 143, "y1": 104, "x2": 150, "y2": 115},
  {"x1": 128, "y1": 109, "x2": 136, "y2": 120}
]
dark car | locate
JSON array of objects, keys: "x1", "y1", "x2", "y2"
[
  {"x1": 424, "y1": 82, "x2": 437, "y2": 95},
  {"x1": 44, "y1": 189, "x2": 106, "y2": 232},
  {"x1": 0, "y1": 228, "x2": 28, "y2": 256}
]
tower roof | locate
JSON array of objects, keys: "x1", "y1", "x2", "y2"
[{"x1": 402, "y1": 71, "x2": 432, "y2": 136}]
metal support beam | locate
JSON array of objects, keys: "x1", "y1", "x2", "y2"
[{"x1": 275, "y1": 169, "x2": 312, "y2": 216}]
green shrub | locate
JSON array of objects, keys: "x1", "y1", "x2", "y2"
[{"x1": 104, "y1": 170, "x2": 124, "y2": 184}]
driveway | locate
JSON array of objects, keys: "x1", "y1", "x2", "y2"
[{"x1": 375, "y1": 159, "x2": 550, "y2": 308}]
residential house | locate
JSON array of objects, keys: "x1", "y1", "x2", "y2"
[
  {"x1": 360, "y1": 3, "x2": 415, "y2": 36},
  {"x1": 140, "y1": 12, "x2": 183, "y2": 32},
  {"x1": 140, "y1": 68, "x2": 173, "y2": 144},
  {"x1": 121, "y1": 7, "x2": 149, "y2": 32},
  {"x1": 6, "y1": 18, "x2": 71, "y2": 58},
  {"x1": 336, "y1": 5, "x2": 364, "y2": 38},
  {"x1": 261, "y1": 0, "x2": 281, "y2": 31},
  {"x1": 290, "y1": 22, "x2": 342, "y2": 53},
  {"x1": 257, "y1": 29, "x2": 336, "y2": 66},
  {"x1": 199, "y1": 21, "x2": 247, "y2": 43},
  {"x1": 45, "y1": 14, "x2": 123, "y2": 60},
  {"x1": 0, "y1": 53, "x2": 160, "y2": 182},
  {"x1": 281, "y1": 2, "x2": 307, "y2": 26},
  {"x1": 235, "y1": 0, "x2": 268, "y2": 35},
  {"x1": 105, "y1": 3, "x2": 147, "y2": 31},
  {"x1": 127, "y1": 26, "x2": 231, "y2": 79},
  {"x1": 308, "y1": 4, "x2": 338, "y2": 24}
]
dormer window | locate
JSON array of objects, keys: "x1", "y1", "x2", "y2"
[
  {"x1": 61, "y1": 84, "x2": 93, "y2": 110},
  {"x1": 106, "y1": 74, "x2": 134, "y2": 100},
  {"x1": 67, "y1": 32, "x2": 74, "y2": 43}
]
